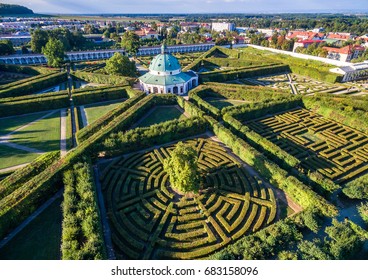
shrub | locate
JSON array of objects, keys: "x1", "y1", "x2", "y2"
[
  {"x1": 0, "y1": 72, "x2": 67, "y2": 98},
  {"x1": 61, "y1": 161, "x2": 106, "y2": 259}
]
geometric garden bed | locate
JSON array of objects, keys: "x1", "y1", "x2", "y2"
[
  {"x1": 246, "y1": 108, "x2": 368, "y2": 184},
  {"x1": 100, "y1": 138, "x2": 277, "y2": 259}
]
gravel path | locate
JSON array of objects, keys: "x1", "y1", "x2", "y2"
[
  {"x1": 93, "y1": 166, "x2": 116, "y2": 260},
  {"x1": 79, "y1": 106, "x2": 88, "y2": 127}
]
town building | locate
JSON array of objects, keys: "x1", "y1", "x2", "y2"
[
  {"x1": 139, "y1": 44, "x2": 198, "y2": 95},
  {"x1": 292, "y1": 39, "x2": 324, "y2": 52},
  {"x1": 323, "y1": 45, "x2": 365, "y2": 62},
  {"x1": 211, "y1": 22, "x2": 235, "y2": 32},
  {"x1": 286, "y1": 30, "x2": 325, "y2": 41},
  {"x1": 330, "y1": 61, "x2": 368, "y2": 82},
  {"x1": 134, "y1": 28, "x2": 159, "y2": 40}
]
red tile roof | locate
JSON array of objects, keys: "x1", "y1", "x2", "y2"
[
  {"x1": 327, "y1": 33, "x2": 351, "y2": 40},
  {"x1": 322, "y1": 45, "x2": 364, "y2": 54}
]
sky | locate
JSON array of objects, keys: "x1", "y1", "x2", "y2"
[{"x1": 2, "y1": 0, "x2": 368, "y2": 14}]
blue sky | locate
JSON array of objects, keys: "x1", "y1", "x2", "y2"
[{"x1": 3, "y1": 0, "x2": 367, "y2": 14}]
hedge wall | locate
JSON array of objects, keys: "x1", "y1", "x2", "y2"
[
  {"x1": 223, "y1": 113, "x2": 339, "y2": 194},
  {"x1": 0, "y1": 86, "x2": 136, "y2": 117},
  {"x1": 76, "y1": 92, "x2": 145, "y2": 143},
  {"x1": 102, "y1": 117, "x2": 208, "y2": 157},
  {"x1": 199, "y1": 64, "x2": 290, "y2": 83},
  {"x1": 72, "y1": 71, "x2": 134, "y2": 86},
  {"x1": 0, "y1": 151, "x2": 60, "y2": 200},
  {"x1": 204, "y1": 115, "x2": 337, "y2": 217},
  {"x1": 302, "y1": 95, "x2": 368, "y2": 134},
  {"x1": 189, "y1": 83, "x2": 292, "y2": 118},
  {"x1": 227, "y1": 97, "x2": 303, "y2": 121},
  {"x1": 61, "y1": 161, "x2": 106, "y2": 260},
  {"x1": 0, "y1": 72, "x2": 68, "y2": 98}
]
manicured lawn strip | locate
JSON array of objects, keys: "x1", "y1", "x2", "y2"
[
  {"x1": 0, "y1": 145, "x2": 39, "y2": 170},
  {"x1": 9, "y1": 111, "x2": 61, "y2": 153},
  {"x1": 0, "y1": 112, "x2": 48, "y2": 136},
  {"x1": 85, "y1": 100, "x2": 126, "y2": 125},
  {"x1": 66, "y1": 109, "x2": 73, "y2": 150},
  {"x1": 137, "y1": 106, "x2": 187, "y2": 128},
  {"x1": 206, "y1": 98, "x2": 249, "y2": 109},
  {"x1": 0, "y1": 197, "x2": 62, "y2": 260}
]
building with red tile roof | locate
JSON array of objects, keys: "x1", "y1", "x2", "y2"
[{"x1": 322, "y1": 45, "x2": 365, "y2": 62}]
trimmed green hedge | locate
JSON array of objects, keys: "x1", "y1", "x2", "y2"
[
  {"x1": 0, "y1": 64, "x2": 57, "y2": 75},
  {"x1": 223, "y1": 113, "x2": 339, "y2": 194},
  {"x1": 72, "y1": 71, "x2": 134, "y2": 86},
  {"x1": 102, "y1": 117, "x2": 208, "y2": 157},
  {"x1": 189, "y1": 83, "x2": 291, "y2": 118},
  {"x1": 302, "y1": 94, "x2": 368, "y2": 134},
  {"x1": 226, "y1": 97, "x2": 303, "y2": 121},
  {"x1": 205, "y1": 115, "x2": 337, "y2": 217},
  {"x1": 199, "y1": 64, "x2": 290, "y2": 83},
  {"x1": 76, "y1": 92, "x2": 145, "y2": 143},
  {"x1": 0, "y1": 85, "x2": 136, "y2": 117},
  {"x1": 0, "y1": 151, "x2": 60, "y2": 200},
  {"x1": 0, "y1": 158, "x2": 63, "y2": 239},
  {"x1": 61, "y1": 161, "x2": 106, "y2": 259},
  {"x1": 0, "y1": 72, "x2": 68, "y2": 98}
]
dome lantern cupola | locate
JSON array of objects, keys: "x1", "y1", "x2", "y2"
[{"x1": 161, "y1": 43, "x2": 167, "y2": 54}]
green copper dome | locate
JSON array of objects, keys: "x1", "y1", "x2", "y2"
[{"x1": 148, "y1": 53, "x2": 181, "y2": 73}]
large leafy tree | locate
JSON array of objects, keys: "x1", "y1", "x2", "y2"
[
  {"x1": 31, "y1": 29, "x2": 49, "y2": 53},
  {"x1": 163, "y1": 142, "x2": 200, "y2": 193},
  {"x1": 105, "y1": 52, "x2": 136, "y2": 76},
  {"x1": 121, "y1": 31, "x2": 140, "y2": 56},
  {"x1": 42, "y1": 38, "x2": 65, "y2": 67},
  {"x1": 0, "y1": 40, "x2": 15, "y2": 55}
]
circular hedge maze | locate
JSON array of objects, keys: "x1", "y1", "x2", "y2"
[{"x1": 100, "y1": 138, "x2": 277, "y2": 259}]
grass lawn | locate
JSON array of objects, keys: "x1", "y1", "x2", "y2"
[
  {"x1": 205, "y1": 98, "x2": 249, "y2": 109},
  {"x1": 84, "y1": 99, "x2": 126, "y2": 125},
  {"x1": 137, "y1": 106, "x2": 187, "y2": 128},
  {"x1": 0, "y1": 112, "x2": 49, "y2": 136},
  {"x1": 9, "y1": 111, "x2": 61, "y2": 153},
  {"x1": 66, "y1": 109, "x2": 73, "y2": 150},
  {"x1": 0, "y1": 197, "x2": 63, "y2": 260},
  {"x1": 0, "y1": 145, "x2": 39, "y2": 170}
]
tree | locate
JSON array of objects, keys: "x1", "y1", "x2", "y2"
[
  {"x1": 121, "y1": 31, "x2": 140, "y2": 56},
  {"x1": 21, "y1": 46, "x2": 29, "y2": 54},
  {"x1": 278, "y1": 251, "x2": 298, "y2": 260},
  {"x1": 31, "y1": 29, "x2": 49, "y2": 53},
  {"x1": 42, "y1": 38, "x2": 65, "y2": 67},
  {"x1": 105, "y1": 52, "x2": 136, "y2": 76},
  {"x1": 0, "y1": 40, "x2": 15, "y2": 55},
  {"x1": 163, "y1": 142, "x2": 200, "y2": 193}
]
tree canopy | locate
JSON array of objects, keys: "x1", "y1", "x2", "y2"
[
  {"x1": 31, "y1": 28, "x2": 87, "y2": 53},
  {"x1": 42, "y1": 38, "x2": 66, "y2": 68},
  {"x1": 105, "y1": 52, "x2": 136, "y2": 76},
  {"x1": 0, "y1": 40, "x2": 15, "y2": 55},
  {"x1": 163, "y1": 142, "x2": 200, "y2": 193},
  {"x1": 121, "y1": 31, "x2": 140, "y2": 56},
  {"x1": 0, "y1": 3, "x2": 33, "y2": 14}
]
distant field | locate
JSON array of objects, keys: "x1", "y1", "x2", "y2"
[
  {"x1": 0, "y1": 197, "x2": 62, "y2": 260},
  {"x1": 84, "y1": 100, "x2": 126, "y2": 124},
  {"x1": 0, "y1": 145, "x2": 39, "y2": 170},
  {"x1": 56, "y1": 15, "x2": 158, "y2": 23},
  {"x1": 137, "y1": 106, "x2": 187, "y2": 128}
]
